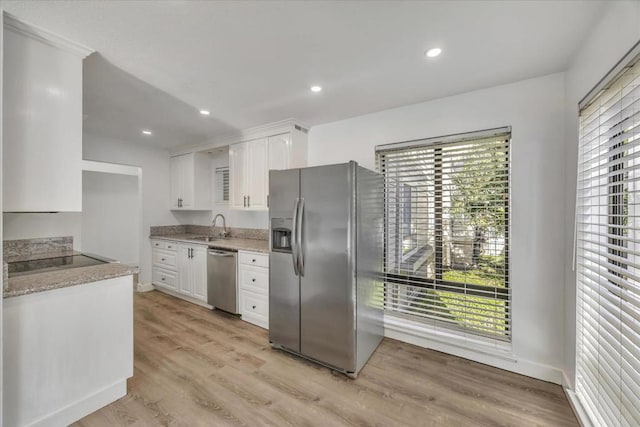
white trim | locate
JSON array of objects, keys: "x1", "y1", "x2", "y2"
[
  {"x1": 136, "y1": 282, "x2": 154, "y2": 293},
  {"x1": 562, "y1": 370, "x2": 574, "y2": 390},
  {"x1": 384, "y1": 314, "x2": 565, "y2": 384},
  {"x1": 376, "y1": 125, "x2": 511, "y2": 152},
  {"x1": 564, "y1": 388, "x2": 594, "y2": 427},
  {"x1": 82, "y1": 160, "x2": 141, "y2": 177},
  {"x1": 28, "y1": 380, "x2": 126, "y2": 427},
  {"x1": 579, "y1": 39, "x2": 640, "y2": 111},
  {"x1": 0, "y1": 9, "x2": 4, "y2": 421},
  {"x1": 3, "y1": 12, "x2": 93, "y2": 58},
  {"x1": 171, "y1": 118, "x2": 309, "y2": 155},
  {"x1": 153, "y1": 286, "x2": 213, "y2": 309}
]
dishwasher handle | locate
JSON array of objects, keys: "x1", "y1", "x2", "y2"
[{"x1": 208, "y1": 250, "x2": 235, "y2": 257}]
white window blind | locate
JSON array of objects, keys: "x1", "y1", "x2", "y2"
[
  {"x1": 376, "y1": 127, "x2": 511, "y2": 341},
  {"x1": 576, "y1": 43, "x2": 640, "y2": 427},
  {"x1": 215, "y1": 167, "x2": 229, "y2": 204}
]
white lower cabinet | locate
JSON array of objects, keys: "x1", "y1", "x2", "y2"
[
  {"x1": 238, "y1": 250, "x2": 269, "y2": 329},
  {"x1": 152, "y1": 268, "x2": 178, "y2": 291},
  {"x1": 151, "y1": 239, "x2": 207, "y2": 304},
  {"x1": 191, "y1": 247, "x2": 207, "y2": 301}
]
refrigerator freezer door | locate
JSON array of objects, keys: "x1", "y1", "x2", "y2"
[
  {"x1": 269, "y1": 169, "x2": 301, "y2": 352},
  {"x1": 269, "y1": 251, "x2": 301, "y2": 351},
  {"x1": 299, "y1": 163, "x2": 356, "y2": 372}
]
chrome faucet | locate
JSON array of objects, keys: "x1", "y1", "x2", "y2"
[{"x1": 211, "y1": 214, "x2": 229, "y2": 238}]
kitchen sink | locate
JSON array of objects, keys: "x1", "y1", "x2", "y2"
[{"x1": 191, "y1": 236, "x2": 218, "y2": 242}]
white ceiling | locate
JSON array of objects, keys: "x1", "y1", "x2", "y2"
[{"x1": 4, "y1": 1, "x2": 604, "y2": 148}]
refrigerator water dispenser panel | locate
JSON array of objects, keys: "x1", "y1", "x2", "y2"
[{"x1": 271, "y1": 218, "x2": 293, "y2": 253}]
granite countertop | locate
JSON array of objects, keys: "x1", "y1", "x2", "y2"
[
  {"x1": 4, "y1": 252, "x2": 139, "y2": 298},
  {"x1": 150, "y1": 234, "x2": 269, "y2": 253}
]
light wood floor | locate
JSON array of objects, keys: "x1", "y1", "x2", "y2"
[{"x1": 74, "y1": 290, "x2": 578, "y2": 427}]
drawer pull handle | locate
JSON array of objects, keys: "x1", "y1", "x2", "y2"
[
  {"x1": 161, "y1": 258, "x2": 166, "y2": 261},
  {"x1": 252, "y1": 305, "x2": 256, "y2": 309},
  {"x1": 252, "y1": 259, "x2": 256, "y2": 262},
  {"x1": 252, "y1": 278, "x2": 256, "y2": 282},
  {"x1": 168, "y1": 246, "x2": 172, "y2": 249},
  {"x1": 161, "y1": 278, "x2": 165, "y2": 281},
  {"x1": 155, "y1": 243, "x2": 159, "y2": 246}
]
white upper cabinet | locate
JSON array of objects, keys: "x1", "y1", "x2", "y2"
[
  {"x1": 247, "y1": 138, "x2": 268, "y2": 210},
  {"x1": 3, "y1": 14, "x2": 93, "y2": 212},
  {"x1": 229, "y1": 141, "x2": 248, "y2": 209},
  {"x1": 229, "y1": 126, "x2": 308, "y2": 211},
  {"x1": 170, "y1": 152, "x2": 211, "y2": 210},
  {"x1": 230, "y1": 138, "x2": 267, "y2": 210}
]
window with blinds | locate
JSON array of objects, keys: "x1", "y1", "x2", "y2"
[
  {"x1": 376, "y1": 127, "x2": 511, "y2": 341},
  {"x1": 576, "y1": 42, "x2": 640, "y2": 427},
  {"x1": 215, "y1": 167, "x2": 229, "y2": 204}
]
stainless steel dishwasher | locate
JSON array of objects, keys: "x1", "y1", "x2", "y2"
[{"x1": 207, "y1": 249, "x2": 238, "y2": 314}]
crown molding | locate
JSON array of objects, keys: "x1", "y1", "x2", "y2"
[
  {"x1": 3, "y1": 12, "x2": 94, "y2": 58},
  {"x1": 171, "y1": 118, "x2": 310, "y2": 155}
]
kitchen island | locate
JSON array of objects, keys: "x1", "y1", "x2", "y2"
[{"x1": 3, "y1": 238, "x2": 137, "y2": 427}]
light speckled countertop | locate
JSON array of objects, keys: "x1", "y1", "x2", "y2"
[
  {"x1": 4, "y1": 252, "x2": 138, "y2": 298},
  {"x1": 150, "y1": 234, "x2": 269, "y2": 253}
]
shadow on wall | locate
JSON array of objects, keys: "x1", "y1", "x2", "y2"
[{"x1": 81, "y1": 170, "x2": 140, "y2": 266}]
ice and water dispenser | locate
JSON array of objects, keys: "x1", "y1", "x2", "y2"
[{"x1": 271, "y1": 218, "x2": 293, "y2": 253}]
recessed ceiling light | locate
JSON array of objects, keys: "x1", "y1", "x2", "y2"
[
  {"x1": 310, "y1": 85, "x2": 322, "y2": 93},
  {"x1": 142, "y1": 130, "x2": 152, "y2": 136},
  {"x1": 425, "y1": 47, "x2": 442, "y2": 58},
  {"x1": 199, "y1": 110, "x2": 210, "y2": 116}
]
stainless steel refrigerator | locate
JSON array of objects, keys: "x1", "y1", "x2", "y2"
[{"x1": 269, "y1": 161, "x2": 384, "y2": 378}]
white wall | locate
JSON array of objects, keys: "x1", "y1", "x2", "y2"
[
  {"x1": 3, "y1": 212, "x2": 82, "y2": 247},
  {"x1": 83, "y1": 133, "x2": 180, "y2": 284},
  {"x1": 563, "y1": 0, "x2": 640, "y2": 389},
  {"x1": 309, "y1": 72, "x2": 567, "y2": 382},
  {"x1": 81, "y1": 171, "x2": 140, "y2": 266}
]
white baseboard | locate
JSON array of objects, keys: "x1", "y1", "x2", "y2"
[
  {"x1": 136, "y1": 282, "x2": 154, "y2": 292},
  {"x1": 384, "y1": 315, "x2": 565, "y2": 385},
  {"x1": 153, "y1": 286, "x2": 213, "y2": 309},
  {"x1": 564, "y1": 388, "x2": 593, "y2": 427},
  {"x1": 30, "y1": 380, "x2": 126, "y2": 427},
  {"x1": 563, "y1": 370, "x2": 574, "y2": 389}
]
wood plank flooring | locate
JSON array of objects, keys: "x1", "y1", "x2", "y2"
[{"x1": 74, "y1": 290, "x2": 578, "y2": 427}]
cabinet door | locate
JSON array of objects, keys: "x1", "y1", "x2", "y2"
[
  {"x1": 177, "y1": 245, "x2": 193, "y2": 296},
  {"x1": 191, "y1": 247, "x2": 207, "y2": 302},
  {"x1": 268, "y1": 133, "x2": 291, "y2": 171},
  {"x1": 247, "y1": 138, "x2": 268, "y2": 210},
  {"x1": 3, "y1": 26, "x2": 84, "y2": 212},
  {"x1": 170, "y1": 154, "x2": 185, "y2": 209},
  {"x1": 229, "y1": 142, "x2": 247, "y2": 209},
  {"x1": 180, "y1": 154, "x2": 195, "y2": 209}
]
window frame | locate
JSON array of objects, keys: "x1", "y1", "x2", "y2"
[
  {"x1": 574, "y1": 39, "x2": 640, "y2": 427},
  {"x1": 377, "y1": 127, "x2": 512, "y2": 341}
]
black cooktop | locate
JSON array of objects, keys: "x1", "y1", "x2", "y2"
[{"x1": 8, "y1": 254, "x2": 108, "y2": 278}]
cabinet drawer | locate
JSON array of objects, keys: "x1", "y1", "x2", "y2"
[
  {"x1": 240, "y1": 290, "x2": 268, "y2": 329},
  {"x1": 238, "y1": 251, "x2": 269, "y2": 268},
  {"x1": 152, "y1": 268, "x2": 177, "y2": 290},
  {"x1": 151, "y1": 240, "x2": 177, "y2": 252},
  {"x1": 238, "y1": 266, "x2": 268, "y2": 295},
  {"x1": 153, "y1": 250, "x2": 177, "y2": 269}
]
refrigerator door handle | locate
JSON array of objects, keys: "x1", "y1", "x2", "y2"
[
  {"x1": 291, "y1": 198, "x2": 300, "y2": 276},
  {"x1": 297, "y1": 197, "x2": 305, "y2": 277}
]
